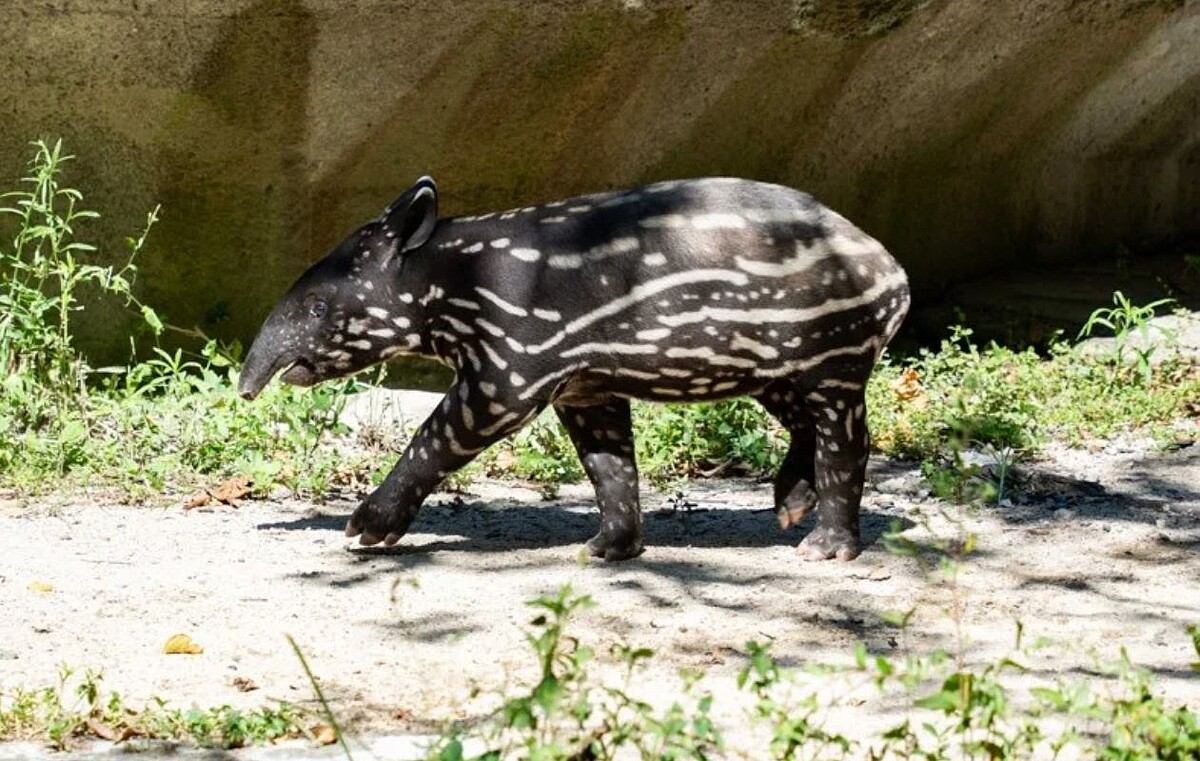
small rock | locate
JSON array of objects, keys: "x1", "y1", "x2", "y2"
[
  {"x1": 1054, "y1": 508, "x2": 1076, "y2": 521},
  {"x1": 876, "y1": 476, "x2": 919, "y2": 495}
]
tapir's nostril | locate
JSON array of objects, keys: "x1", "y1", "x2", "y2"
[{"x1": 239, "y1": 389, "x2": 258, "y2": 401}]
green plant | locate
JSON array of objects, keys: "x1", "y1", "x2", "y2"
[
  {"x1": 428, "y1": 586, "x2": 722, "y2": 761},
  {"x1": 143, "y1": 702, "x2": 306, "y2": 749},
  {"x1": 867, "y1": 323, "x2": 1199, "y2": 464},
  {"x1": 984, "y1": 444, "x2": 1020, "y2": 505},
  {"x1": 920, "y1": 450, "x2": 996, "y2": 505},
  {"x1": 0, "y1": 665, "x2": 304, "y2": 750},
  {"x1": 1078, "y1": 290, "x2": 1177, "y2": 383},
  {"x1": 504, "y1": 411, "x2": 586, "y2": 485},
  {"x1": 490, "y1": 398, "x2": 788, "y2": 491},
  {"x1": 0, "y1": 140, "x2": 388, "y2": 499},
  {"x1": 739, "y1": 641, "x2": 852, "y2": 760},
  {"x1": 0, "y1": 139, "x2": 159, "y2": 394},
  {"x1": 633, "y1": 398, "x2": 786, "y2": 485}
]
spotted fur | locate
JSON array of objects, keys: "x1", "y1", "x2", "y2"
[{"x1": 239, "y1": 176, "x2": 910, "y2": 561}]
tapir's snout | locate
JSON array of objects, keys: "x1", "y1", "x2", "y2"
[
  {"x1": 237, "y1": 346, "x2": 281, "y2": 401},
  {"x1": 238, "y1": 311, "x2": 296, "y2": 401}
]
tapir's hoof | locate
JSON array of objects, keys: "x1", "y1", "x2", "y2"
[
  {"x1": 586, "y1": 532, "x2": 644, "y2": 562},
  {"x1": 345, "y1": 497, "x2": 414, "y2": 547},
  {"x1": 797, "y1": 526, "x2": 861, "y2": 562}
]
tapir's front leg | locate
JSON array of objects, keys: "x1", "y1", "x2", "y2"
[{"x1": 346, "y1": 379, "x2": 545, "y2": 546}]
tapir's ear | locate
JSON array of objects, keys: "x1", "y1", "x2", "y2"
[{"x1": 381, "y1": 176, "x2": 438, "y2": 254}]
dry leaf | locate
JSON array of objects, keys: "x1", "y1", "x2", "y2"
[
  {"x1": 232, "y1": 676, "x2": 259, "y2": 692},
  {"x1": 890, "y1": 368, "x2": 928, "y2": 409},
  {"x1": 85, "y1": 717, "x2": 139, "y2": 743},
  {"x1": 211, "y1": 476, "x2": 252, "y2": 507},
  {"x1": 27, "y1": 581, "x2": 54, "y2": 594},
  {"x1": 87, "y1": 718, "x2": 120, "y2": 741},
  {"x1": 185, "y1": 476, "x2": 253, "y2": 510},
  {"x1": 311, "y1": 723, "x2": 338, "y2": 746},
  {"x1": 184, "y1": 492, "x2": 211, "y2": 509},
  {"x1": 163, "y1": 633, "x2": 204, "y2": 655}
]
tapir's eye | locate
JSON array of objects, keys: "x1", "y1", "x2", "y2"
[{"x1": 309, "y1": 300, "x2": 328, "y2": 319}]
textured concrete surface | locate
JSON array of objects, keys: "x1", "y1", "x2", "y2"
[{"x1": 2, "y1": 0, "x2": 1198, "y2": 372}]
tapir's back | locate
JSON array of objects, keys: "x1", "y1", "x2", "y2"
[{"x1": 427, "y1": 177, "x2": 909, "y2": 401}]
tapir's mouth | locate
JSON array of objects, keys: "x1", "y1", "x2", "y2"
[
  {"x1": 238, "y1": 354, "x2": 316, "y2": 401},
  {"x1": 279, "y1": 358, "x2": 318, "y2": 387}
]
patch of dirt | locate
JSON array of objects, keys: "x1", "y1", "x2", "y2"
[{"x1": 1, "y1": 441, "x2": 1198, "y2": 752}]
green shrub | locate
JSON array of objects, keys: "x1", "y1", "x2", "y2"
[
  {"x1": 0, "y1": 139, "x2": 157, "y2": 393},
  {"x1": 867, "y1": 325, "x2": 1199, "y2": 463},
  {"x1": 0, "y1": 141, "x2": 373, "y2": 498},
  {"x1": 633, "y1": 398, "x2": 786, "y2": 484},
  {"x1": 0, "y1": 665, "x2": 304, "y2": 750}
]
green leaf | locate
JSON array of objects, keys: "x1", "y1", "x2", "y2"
[
  {"x1": 915, "y1": 685, "x2": 962, "y2": 713},
  {"x1": 875, "y1": 656, "x2": 894, "y2": 678},
  {"x1": 436, "y1": 738, "x2": 464, "y2": 761},
  {"x1": 533, "y1": 675, "x2": 561, "y2": 714},
  {"x1": 141, "y1": 305, "x2": 164, "y2": 335},
  {"x1": 60, "y1": 420, "x2": 88, "y2": 444},
  {"x1": 1030, "y1": 687, "x2": 1067, "y2": 710},
  {"x1": 504, "y1": 697, "x2": 535, "y2": 730}
]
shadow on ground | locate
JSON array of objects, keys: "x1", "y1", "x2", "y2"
[
  {"x1": 260, "y1": 499, "x2": 908, "y2": 558},
  {"x1": 903, "y1": 444, "x2": 1198, "y2": 527}
]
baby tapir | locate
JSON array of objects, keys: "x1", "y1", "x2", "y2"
[{"x1": 239, "y1": 177, "x2": 910, "y2": 561}]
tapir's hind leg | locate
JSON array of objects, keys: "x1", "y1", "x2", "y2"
[
  {"x1": 758, "y1": 375, "x2": 871, "y2": 562},
  {"x1": 554, "y1": 399, "x2": 645, "y2": 561},
  {"x1": 754, "y1": 383, "x2": 818, "y2": 529}
]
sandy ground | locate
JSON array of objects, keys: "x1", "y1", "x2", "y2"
[{"x1": 1, "y1": 423, "x2": 1198, "y2": 756}]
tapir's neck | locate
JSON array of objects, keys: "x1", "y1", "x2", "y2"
[
  {"x1": 399, "y1": 214, "x2": 548, "y2": 374},
  {"x1": 393, "y1": 221, "x2": 487, "y2": 371}
]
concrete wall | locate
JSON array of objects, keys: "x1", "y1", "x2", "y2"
[{"x1": 2, "y1": 0, "x2": 1198, "y2": 371}]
